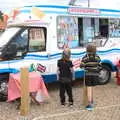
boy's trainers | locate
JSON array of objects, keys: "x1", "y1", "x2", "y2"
[
  {"x1": 86, "y1": 104, "x2": 94, "y2": 111},
  {"x1": 91, "y1": 101, "x2": 94, "y2": 106},
  {"x1": 68, "y1": 102, "x2": 73, "y2": 107},
  {"x1": 61, "y1": 102, "x2": 65, "y2": 106}
]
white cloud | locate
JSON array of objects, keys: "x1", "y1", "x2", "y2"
[
  {"x1": 0, "y1": 0, "x2": 120, "y2": 12},
  {"x1": 89, "y1": 0, "x2": 120, "y2": 9},
  {"x1": 74, "y1": 0, "x2": 120, "y2": 9},
  {"x1": 0, "y1": 0, "x2": 26, "y2": 12}
]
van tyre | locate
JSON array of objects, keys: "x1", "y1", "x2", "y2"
[
  {"x1": 0, "y1": 81, "x2": 8, "y2": 101},
  {"x1": 0, "y1": 73, "x2": 9, "y2": 102},
  {"x1": 99, "y1": 65, "x2": 111, "y2": 85}
]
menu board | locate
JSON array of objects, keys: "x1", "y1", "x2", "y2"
[{"x1": 57, "y1": 16, "x2": 79, "y2": 48}]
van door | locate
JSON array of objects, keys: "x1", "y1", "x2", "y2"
[
  {"x1": 7, "y1": 29, "x2": 29, "y2": 73},
  {"x1": 8, "y1": 27, "x2": 47, "y2": 73}
]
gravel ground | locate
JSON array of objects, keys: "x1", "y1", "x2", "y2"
[{"x1": 0, "y1": 75, "x2": 120, "y2": 120}]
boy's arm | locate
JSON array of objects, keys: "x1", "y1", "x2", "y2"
[
  {"x1": 57, "y1": 60, "x2": 60, "y2": 81},
  {"x1": 80, "y1": 58, "x2": 86, "y2": 69},
  {"x1": 57, "y1": 67, "x2": 60, "y2": 81},
  {"x1": 96, "y1": 55, "x2": 101, "y2": 61},
  {"x1": 80, "y1": 61, "x2": 85, "y2": 68},
  {"x1": 80, "y1": 55, "x2": 87, "y2": 69},
  {"x1": 70, "y1": 67, "x2": 75, "y2": 81},
  {"x1": 96, "y1": 55, "x2": 102, "y2": 70}
]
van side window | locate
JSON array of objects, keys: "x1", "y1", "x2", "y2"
[
  {"x1": 57, "y1": 16, "x2": 109, "y2": 48},
  {"x1": 28, "y1": 28, "x2": 46, "y2": 52}
]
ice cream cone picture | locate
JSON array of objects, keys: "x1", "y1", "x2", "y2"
[
  {"x1": 3, "y1": 14, "x2": 9, "y2": 22},
  {"x1": 12, "y1": 8, "x2": 20, "y2": 20},
  {"x1": 3, "y1": 10, "x2": 10, "y2": 22},
  {"x1": 31, "y1": 7, "x2": 45, "y2": 19}
]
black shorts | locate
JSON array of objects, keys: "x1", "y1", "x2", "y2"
[{"x1": 85, "y1": 76, "x2": 98, "y2": 86}]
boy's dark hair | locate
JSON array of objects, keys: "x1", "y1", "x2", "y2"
[{"x1": 86, "y1": 43, "x2": 96, "y2": 54}]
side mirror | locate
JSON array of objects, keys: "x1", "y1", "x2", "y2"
[{"x1": 1, "y1": 43, "x2": 17, "y2": 59}]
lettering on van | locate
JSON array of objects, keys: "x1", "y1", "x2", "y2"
[{"x1": 68, "y1": 7, "x2": 100, "y2": 15}]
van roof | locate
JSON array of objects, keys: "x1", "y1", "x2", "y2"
[{"x1": 8, "y1": 20, "x2": 50, "y2": 28}]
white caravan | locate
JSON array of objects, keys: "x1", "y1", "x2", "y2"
[{"x1": 0, "y1": 5, "x2": 120, "y2": 88}]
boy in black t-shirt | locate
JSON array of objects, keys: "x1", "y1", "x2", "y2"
[{"x1": 57, "y1": 48, "x2": 74, "y2": 106}]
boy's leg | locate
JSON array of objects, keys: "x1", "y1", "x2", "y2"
[
  {"x1": 66, "y1": 82, "x2": 73, "y2": 105},
  {"x1": 86, "y1": 86, "x2": 94, "y2": 110},
  {"x1": 59, "y1": 82, "x2": 66, "y2": 105},
  {"x1": 87, "y1": 86, "x2": 93, "y2": 104},
  {"x1": 83, "y1": 85, "x2": 88, "y2": 106},
  {"x1": 85, "y1": 77, "x2": 94, "y2": 110},
  {"x1": 85, "y1": 76, "x2": 94, "y2": 105}
]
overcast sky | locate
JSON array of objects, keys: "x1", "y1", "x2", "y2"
[{"x1": 0, "y1": 0, "x2": 120, "y2": 12}]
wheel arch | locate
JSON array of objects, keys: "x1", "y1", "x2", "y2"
[
  {"x1": 101, "y1": 59, "x2": 116, "y2": 71},
  {"x1": 99, "y1": 59, "x2": 113, "y2": 85}
]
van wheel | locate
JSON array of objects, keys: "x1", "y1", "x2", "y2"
[
  {"x1": 0, "y1": 81, "x2": 8, "y2": 101},
  {"x1": 99, "y1": 65, "x2": 111, "y2": 85},
  {"x1": 0, "y1": 73, "x2": 9, "y2": 102}
]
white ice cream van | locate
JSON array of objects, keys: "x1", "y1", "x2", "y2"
[{"x1": 1, "y1": 5, "x2": 120, "y2": 99}]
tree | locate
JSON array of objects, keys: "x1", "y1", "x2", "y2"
[{"x1": 0, "y1": 11, "x2": 3, "y2": 21}]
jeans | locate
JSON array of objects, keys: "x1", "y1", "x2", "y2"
[{"x1": 59, "y1": 82, "x2": 73, "y2": 104}]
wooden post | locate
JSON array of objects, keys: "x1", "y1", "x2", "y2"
[
  {"x1": 20, "y1": 67, "x2": 29, "y2": 117},
  {"x1": 83, "y1": 71, "x2": 88, "y2": 106}
]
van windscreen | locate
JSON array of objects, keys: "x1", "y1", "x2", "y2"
[{"x1": 0, "y1": 27, "x2": 21, "y2": 48}]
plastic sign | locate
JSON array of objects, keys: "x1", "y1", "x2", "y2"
[{"x1": 68, "y1": 7, "x2": 100, "y2": 15}]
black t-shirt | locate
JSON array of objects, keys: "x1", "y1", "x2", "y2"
[{"x1": 57, "y1": 59, "x2": 73, "y2": 79}]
